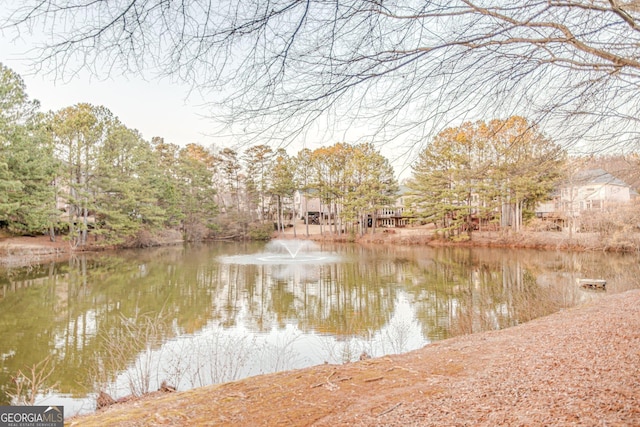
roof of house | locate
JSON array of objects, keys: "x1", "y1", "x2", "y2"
[{"x1": 573, "y1": 169, "x2": 629, "y2": 187}]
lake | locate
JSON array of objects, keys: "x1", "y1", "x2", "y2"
[{"x1": 1, "y1": 240, "x2": 638, "y2": 416}]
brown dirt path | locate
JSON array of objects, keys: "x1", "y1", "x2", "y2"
[{"x1": 70, "y1": 289, "x2": 640, "y2": 426}]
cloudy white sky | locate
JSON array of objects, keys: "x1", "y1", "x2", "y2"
[
  {"x1": 2, "y1": 36, "x2": 220, "y2": 148},
  {"x1": 2, "y1": 39, "x2": 418, "y2": 179}
]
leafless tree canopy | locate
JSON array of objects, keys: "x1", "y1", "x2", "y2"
[{"x1": 3, "y1": 1, "x2": 640, "y2": 153}]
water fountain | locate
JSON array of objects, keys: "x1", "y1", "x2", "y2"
[
  {"x1": 268, "y1": 239, "x2": 315, "y2": 259},
  {"x1": 217, "y1": 239, "x2": 340, "y2": 265}
]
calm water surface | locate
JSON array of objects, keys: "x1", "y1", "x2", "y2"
[{"x1": 1, "y1": 241, "x2": 638, "y2": 415}]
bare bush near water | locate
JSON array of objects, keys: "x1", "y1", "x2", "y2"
[
  {"x1": 91, "y1": 312, "x2": 169, "y2": 398},
  {"x1": 88, "y1": 313, "x2": 307, "y2": 404},
  {"x1": 165, "y1": 330, "x2": 257, "y2": 388},
  {"x1": 163, "y1": 328, "x2": 305, "y2": 389},
  {"x1": 579, "y1": 200, "x2": 640, "y2": 250},
  {"x1": 382, "y1": 318, "x2": 418, "y2": 355},
  {"x1": 8, "y1": 354, "x2": 58, "y2": 406}
]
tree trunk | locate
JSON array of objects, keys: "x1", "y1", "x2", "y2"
[
  {"x1": 277, "y1": 195, "x2": 283, "y2": 235},
  {"x1": 319, "y1": 200, "x2": 324, "y2": 235},
  {"x1": 328, "y1": 200, "x2": 334, "y2": 236},
  {"x1": 82, "y1": 204, "x2": 88, "y2": 245},
  {"x1": 280, "y1": 196, "x2": 285, "y2": 234},
  {"x1": 82, "y1": 142, "x2": 89, "y2": 246},
  {"x1": 370, "y1": 210, "x2": 377, "y2": 235},
  {"x1": 69, "y1": 185, "x2": 78, "y2": 247},
  {"x1": 304, "y1": 194, "x2": 309, "y2": 237},
  {"x1": 292, "y1": 194, "x2": 297, "y2": 238}
]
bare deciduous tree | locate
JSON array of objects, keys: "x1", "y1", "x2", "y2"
[{"x1": 3, "y1": 1, "x2": 640, "y2": 154}]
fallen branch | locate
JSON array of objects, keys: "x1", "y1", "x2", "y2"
[{"x1": 378, "y1": 402, "x2": 403, "y2": 417}]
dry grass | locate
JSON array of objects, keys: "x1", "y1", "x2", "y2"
[{"x1": 284, "y1": 223, "x2": 640, "y2": 252}]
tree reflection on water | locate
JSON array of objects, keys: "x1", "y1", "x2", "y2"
[{"x1": 0, "y1": 242, "x2": 638, "y2": 415}]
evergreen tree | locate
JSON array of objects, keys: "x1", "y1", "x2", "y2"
[
  {"x1": 94, "y1": 123, "x2": 165, "y2": 244},
  {"x1": 151, "y1": 137, "x2": 185, "y2": 227},
  {"x1": 408, "y1": 117, "x2": 565, "y2": 237},
  {"x1": 344, "y1": 143, "x2": 399, "y2": 236},
  {"x1": 178, "y1": 143, "x2": 218, "y2": 240},
  {"x1": 0, "y1": 64, "x2": 57, "y2": 235},
  {"x1": 2, "y1": 116, "x2": 58, "y2": 235},
  {"x1": 51, "y1": 103, "x2": 113, "y2": 246},
  {"x1": 294, "y1": 148, "x2": 314, "y2": 236},
  {"x1": 270, "y1": 149, "x2": 296, "y2": 234},
  {"x1": 242, "y1": 145, "x2": 273, "y2": 222}
]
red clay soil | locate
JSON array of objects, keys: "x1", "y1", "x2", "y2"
[
  {"x1": 69, "y1": 289, "x2": 640, "y2": 426},
  {"x1": 0, "y1": 235, "x2": 72, "y2": 266},
  {"x1": 0, "y1": 235, "x2": 70, "y2": 250}
]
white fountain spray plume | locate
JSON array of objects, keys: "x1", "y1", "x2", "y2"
[
  {"x1": 217, "y1": 239, "x2": 340, "y2": 265},
  {"x1": 267, "y1": 239, "x2": 317, "y2": 259}
]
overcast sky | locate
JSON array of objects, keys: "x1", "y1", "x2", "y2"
[
  {"x1": 1, "y1": 23, "x2": 424, "y2": 182},
  {"x1": 2, "y1": 36, "x2": 221, "y2": 148}
]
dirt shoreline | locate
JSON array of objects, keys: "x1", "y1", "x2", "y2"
[
  {"x1": 2, "y1": 226, "x2": 635, "y2": 269},
  {"x1": 69, "y1": 289, "x2": 640, "y2": 426}
]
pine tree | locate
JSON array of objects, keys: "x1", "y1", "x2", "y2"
[
  {"x1": 0, "y1": 64, "x2": 57, "y2": 235},
  {"x1": 407, "y1": 117, "x2": 565, "y2": 238}
]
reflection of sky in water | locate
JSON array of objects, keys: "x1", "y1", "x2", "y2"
[
  {"x1": 66, "y1": 292, "x2": 425, "y2": 415},
  {"x1": 219, "y1": 252, "x2": 341, "y2": 265}
]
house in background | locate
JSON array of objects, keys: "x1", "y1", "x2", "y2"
[
  {"x1": 293, "y1": 187, "x2": 412, "y2": 228},
  {"x1": 377, "y1": 185, "x2": 411, "y2": 228},
  {"x1": 293, "y1": 191, "x2": 330, "y2": 224},
  {"x1": 560, "y1": 169, "x2": 637, "y2": 214},
  {"x1": 537, "y1": 168, "x2": 638, "y2": 225}
]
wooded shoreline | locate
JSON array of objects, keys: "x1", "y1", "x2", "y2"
[{"x1": 2, "y1": 227, "x2": 639, "y2": 269}]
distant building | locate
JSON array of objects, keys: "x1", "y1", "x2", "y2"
[
  {"x1": 561, "y1": 169, "x2": 636, "y2": 214},
  {"x1": 537, "y1": 169, "x2": 638, "y2": 222},
  {"x1": 377, "y1": 186, "x2": 411, "y2": 228},
  {"x1": 293, "y1": 190, "x2": 331, "y2": 224},
  {"x1": 293, "y1": 187, "x2": 413, "y2": 228}
]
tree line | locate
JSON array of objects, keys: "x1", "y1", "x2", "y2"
[
  {"x1": 12, "y1": 62, "x2": 635, "y2": 245},
  {"x1": 406, "y1": 117, "x2": 567, "y2": 239},
  {"x1": 0, "y1": 64, "x2": 401, "y2": 245},
  {"x1": 205, "y1": 141, "x2": 398, "y2": 240},
  {"x1": 3, "y1": 1, "x2": 640, "y2": 245}
]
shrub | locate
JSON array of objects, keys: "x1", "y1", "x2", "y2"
[{"x1": 248, "y1": 223, "x2": 274, "y2": 240}]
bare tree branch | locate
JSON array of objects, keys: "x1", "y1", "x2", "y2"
[{"x1": 2, "y1": 0, "x2": 640, "y2": 155}]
